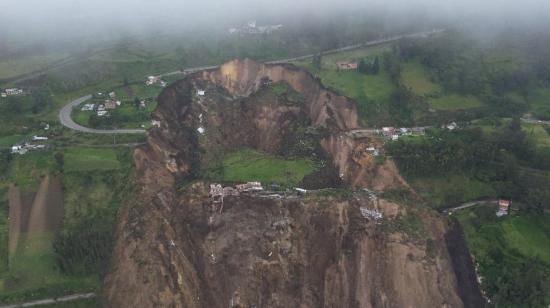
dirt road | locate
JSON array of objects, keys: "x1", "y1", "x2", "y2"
[{"x1": 0, "y1": 293, "x2": 95, "y2": 308}]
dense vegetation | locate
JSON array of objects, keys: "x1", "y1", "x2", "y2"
[
  {"x1": 457, "y1": 207, "x2": 550, "y2": 307},
  {"x1": 387, "y1": 119, "x2": 550, "y2": 212}
]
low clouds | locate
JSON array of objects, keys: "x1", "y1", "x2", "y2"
[{"x1": 1, "y1": 0, "x2": 549, "y2": 43}]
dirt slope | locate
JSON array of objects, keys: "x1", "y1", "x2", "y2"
[
  {"x1": 8, "y1": 176, "x2": 64, "y2": 256},
  {"x1": 102, "y1": 59, "x2": 483, "y2": 308}
]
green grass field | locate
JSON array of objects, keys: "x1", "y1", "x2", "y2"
[
  {"x1": 0, "y1": 185, "x2": 8, "y2": 274},
  {"x1": 529, "y1": 87, "x2": 550, "y2": 120},
  {"x1": 63, "y1": 148, "x2": 121, "y2": 172},
  {"x1": 0, "y1": 135, "x2": 26, "y2": 148},
  {"x1": 294, "y1": 45, "x2": 395, "y2": 125},
  {"x1": 427, "y1": 94, "x2": 483, "y2": 111},
  {"x1": 401, "y1": 61, "x2": 441, "y2": 96},
  {"x1": 7, "y1": 151, "x2": 57, "y2": 191},
  {"x1": 214, "y1": 148, "x2": 317, "y2": 186},
  {"x1": 411, "y1": 174, "x2": 496, "y2": 209},
  {"x1": 457, "y1": 208, "x2": 550, "y2": 265},
  {"x1": 523, "y1": 123, "x2": 550, "y2": 148},
  {"x1": 456, "y1": 207, "x2": 550, "y2": 306},
  {"x1": 0, "y1": 53, "x2": 69, "y2": 80},
  {"x1": 116, "y1": 83, "x2": 163, "y2": 102}
]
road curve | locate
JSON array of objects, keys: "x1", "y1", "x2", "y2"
[
  {"x1": 59, "y1": 95, "x2": 146, "y2": 134},
  {"x1": 0, "y1": 293, "x2": 96, "y2": 308},
  {"x1": 59, "y1": 29, "x2": 445, "y2": 134}
]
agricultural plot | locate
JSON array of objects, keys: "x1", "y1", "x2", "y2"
[
  {"x1": 401, "y1": 61, "x2": 441, "y2": 96},
  {"x1": 427, "y1": 94, "x2": 482, "y2": 111},
  {"x1": 523, "y1": 123, "x2": 550, "y2": 148},
  {"x1": 529, "y1": 87, "x2": 550, "y2": 120},
  {"x1": 457, "y1": 207, "x2": 550, "y2": 272},
  {"x1": 295, "y1": 45, "x2": 394, "y2": 103},
  {"x1": 456, "y1": 206, "x2": 550, "y2": 306},
  {"x1": 410, "y1": 174, "x2": 496, "y2": 209},
  {"x1": 212, "y1": 148, "x2": 318, "y2": 186},
  {"x1": 63, "y1": 148, "x2": 121, "y2": 172}
]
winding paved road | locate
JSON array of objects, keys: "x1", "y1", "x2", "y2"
[
  {"x1": 59, "y1": 95, "x2": 145, "y2": 134},
  {"x1": 59, "y1": 30, "x2": 445, "y2": 134}
]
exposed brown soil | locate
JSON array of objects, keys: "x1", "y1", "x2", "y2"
[
  {"x1": 102, "y1": 59, "x2": 483, "y2": 307},
  {"x1": 8, "y1": 176, "x2": 64, "y2": 255}
]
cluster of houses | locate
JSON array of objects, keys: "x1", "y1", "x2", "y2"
[
  {"x1": 228, "y1": 21, "x2": 283, "y2": 35},
  {"x1": 82, "y1": 92, "x2": 131, "y2": 117},
  {"x1": 1, "y1": 88, "x2": 24, "y2": 98},
  {"x1": 210, "y1": 182, "x2": 264, "y2": 203},
  {"x1": 11, "y1": 136, "x2": 49, "y2": 155},
  {"x1": 82, "y1": 100, "x2": 121, "y2": 117},
  {"x1": 359, "y1": 189, "x2": 382, "y2": 222},
  {"x1": 380, "y1": 126, "x2": 426, "y2": 141},
  {"x1": 145, "y1": 76, "x2": 167, "y2": 87}
]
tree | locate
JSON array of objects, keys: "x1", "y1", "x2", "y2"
[
  {"x1": 358, "y1": 59, "x2": 369, "y2": 75},
  {"x1": 54, "y1": 152, "x2": 64, "y2": 172},
  {"x1": 312, "y1": 53, "x2": 322, "y2": 70},
  {"x1": 30, "y1": 86, "x2": 53, "y2": 114},
  {"x1": 0, "y1": 150, "x2": 12, "y2": 176},
  {"x1": 372, "y1": 56, "x2": 380, "y2": 74},
  {"x1": 134, "y1": 97, "x2": 141, "y2": 109},
  {"x1": 388, "y1": 86, "x2": 413, "y2": 127}
]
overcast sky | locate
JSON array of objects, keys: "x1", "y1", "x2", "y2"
[{"x1": 1, "y1": 0, "x2": 549, "y2": 43}]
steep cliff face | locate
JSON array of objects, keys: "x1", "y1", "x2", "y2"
[{"x1": 102, "y1": 59, "x2": 483, "y2": 308}]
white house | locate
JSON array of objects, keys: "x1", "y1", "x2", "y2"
[
  {"x1": 81, "y1": 103, "x2": 95, "y2": 111},
  {"x1": 446, "y1": 122, "x2": 458, "y2": 130},
  {"x1": 32, "y1": 136, "x2": 48, "y2": 141},
  {"x1": 197, "y1": 90, "x2": 205, "y2": 96},
  {"x1": 5, "y1": 88, "x2": 23, "y2": 96},
  {"x1": 11, "y1": 145, "x2": 26, "y2": 155}
]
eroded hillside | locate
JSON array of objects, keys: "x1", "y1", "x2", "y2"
[{"x1": 102, "y1": 59, "x2": 484, "y2": 308}]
